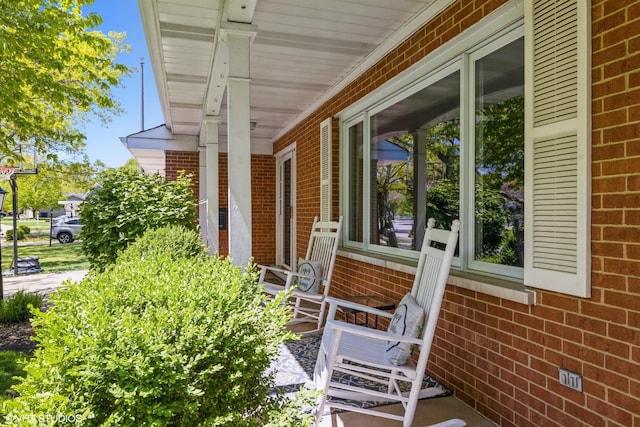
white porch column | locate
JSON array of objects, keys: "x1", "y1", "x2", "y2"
[
  {"x1": 203, "y1": 118, "x2": 220, "y2": 255},
  {"x1": 199, "y1": 145, "x2": 207, "y2": 245},
  {"x1": 224, "y1": 24, "x2": 256, "y2": 268}
]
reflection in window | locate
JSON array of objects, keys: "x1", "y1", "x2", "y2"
[
  {"x1": 369, "y1": 71, "x2": 460, "y2": 250},
  {"x1": 474, "y1": 38, "x2": 524, "y2": 267}
]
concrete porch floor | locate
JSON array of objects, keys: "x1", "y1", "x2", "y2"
[{"x1": 317, "y1": 395, "x2": 494, "y2": 427}]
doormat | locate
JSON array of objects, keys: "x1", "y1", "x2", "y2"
[{"x1": 269, "y1": 333, "x2": 450, "y2": 412}]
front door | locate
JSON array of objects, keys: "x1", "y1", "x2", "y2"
[{"x1": 276, "y1": 146, "x2": 296, "y2": 269}]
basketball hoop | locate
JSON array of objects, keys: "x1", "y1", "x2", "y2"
[{"x1": 0, "y1": 166, "x2": 16, "y2": 181}]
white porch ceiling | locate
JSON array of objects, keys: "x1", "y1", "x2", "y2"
[{"x1": 136, "y1": 0, "x2": 449, "y2": 155}]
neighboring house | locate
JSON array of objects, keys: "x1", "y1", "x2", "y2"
[
  {"x1": 57, "y1": 192, "x2": 86, "y2": 217},
  {"x1": 123, "y1": 1, "x2": 638, "y2": 425}
]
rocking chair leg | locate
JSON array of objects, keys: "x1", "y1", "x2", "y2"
[
  {"x1": 316, "y1": 300, "x2": 326, "y2": 330},
  {"x1": 293, "y1": 297, "x2": 302, "y2": 318},
  {"x1": 403, "y1": 383, "x2": 422, "y2": 427}
]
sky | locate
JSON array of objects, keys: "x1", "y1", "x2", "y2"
[{"x1": 78, "y1": 1, "x2": 164, "y2": 167}]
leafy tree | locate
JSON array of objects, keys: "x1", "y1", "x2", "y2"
[
  {"x1": 118, "y1": 158, "x2": 142, "y2": 174},
  {"x1": 80, "y1": 168, "x2": 198, "y2": 270},
  {"x1": 9, "y1": 157, "x2": 106, "y2": 217},
  {"x1": 13, "y1": 163, "x2": 64, "y2": 216},
  {"x1": 0, "y1": 0, "x2": 129, "y2": 160},
  {"x1": 59, "y1": 156, "x2": 108, "y2": 193}
]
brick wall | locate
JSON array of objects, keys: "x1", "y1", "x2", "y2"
[
  {"x1": 251, "y1": 154, "x2": 276, "y2": 265},
  {"x1": 272, "y1": 0, "x2": 640, "y2": 425},
  {"x1": 165, "y1": 150, "x2": 200, "y2": 198}
]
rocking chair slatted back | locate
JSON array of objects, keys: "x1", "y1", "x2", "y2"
[
  {"x1": 259, "y1": 216, "x2": 342, "y2": 335},
  {"x1": 413, "y1": 218, "x2": 460, "y2": 358},
  {"x1": 305, "y1": 218, "x2": 342, "y2": 293}
]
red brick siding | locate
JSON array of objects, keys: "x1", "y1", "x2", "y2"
[
  {"x1": 272, "y1": 0, "x2": 640, "y2": 425},
  {"x1": 251, "y1": 154, "x2": 276, "y2": 265},
  {"x1": 165, "y1": 150, "x2": 200, "y2": 198}
]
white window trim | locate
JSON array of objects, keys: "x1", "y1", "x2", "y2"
[
  {"x1": 275, "y1": 144, "x2": 296, "y2": 270},
  {"x1": 337, "y1": 249, "x2": 536, "y2": 305}
]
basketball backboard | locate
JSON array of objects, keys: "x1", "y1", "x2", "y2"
[{"x1": 0, "y1": 144, "x2": 37, "y2": 178}]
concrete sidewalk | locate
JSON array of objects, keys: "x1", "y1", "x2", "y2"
[{"x1": 2, "y1": 270, "x2": 88, "y2": 298}]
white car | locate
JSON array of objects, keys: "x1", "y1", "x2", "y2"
[
  {"x1": 52, "y1": 215, "x2": 73, "y2": 225},
  {"x1": 50, "y1": 217, "x2": 83, "y2": 243}
]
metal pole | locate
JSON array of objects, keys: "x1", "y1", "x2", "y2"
[
  {"x1": 0, "y1": 187, "x2": 7, "y2": 300},
  {"x1": 141, "y1": 57, "x2": 145, "y2": 131},
  {"x1": 0, "y1": 215, "x2": 3, "y2": 300},
  {"x1": 49, "y1": 209, "x2": 53, "y2": 247},
  {"x1": 10, "y1": 175, "x2": 18, "y2": 276}
]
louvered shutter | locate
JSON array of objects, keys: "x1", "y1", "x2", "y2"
[
  {"x1": 320, "y1": 118, "x2": 332, "y2": 222},
  {"x1": 524, "y1": 0, "x2": 591, "y2": 297}
]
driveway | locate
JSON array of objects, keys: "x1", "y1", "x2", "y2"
[{"x1": 2, "y1": 270, "x2": 88, "y2": 299}]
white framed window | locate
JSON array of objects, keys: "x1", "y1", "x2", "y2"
[{"x1": 340, "y1": 0, "x2": 590, "y2": 297}]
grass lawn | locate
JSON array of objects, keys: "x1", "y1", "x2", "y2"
[
  {"x1": 2, "y1": 219, "x2": 51, "y2": 234},
  {"x1": 1, "y1": 242, "x2": 89, "y2": 273},
  {"x1": 0, "y1": 351, "x2": 28, "y2": 404}
]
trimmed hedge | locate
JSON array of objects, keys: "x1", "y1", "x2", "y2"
[
  {"x1": 2, "y1": 226, "x2": 312, "y2": 426},
  {"x1": 5, "y1": 225, "x2": 30, "y2": 241}
]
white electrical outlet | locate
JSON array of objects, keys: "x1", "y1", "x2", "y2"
[{"x1": 559, "y1": 368, "x2": 583, "y2": 392}]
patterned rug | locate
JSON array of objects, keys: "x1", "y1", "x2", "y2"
[{"x1": 269, "y1": 334, "x2": 450, "y2": 412}]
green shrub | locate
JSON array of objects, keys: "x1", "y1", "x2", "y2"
[
  {"x1": 0, "y1": 292, "x2": 43, "y2": 324},
  {"x1": 115, "y1": 224, "x2": 208, "y2": 264},
  {"x1": 4, "y1": 229, "x2": 25, "y2": 241},
  {"x1": 2, "y1": 227, "x2": 311, "y2": 426},
  {"x1": 80, "y1": 168, "x2": 198, "y2": 271},
  {"x1": 17, "y1": 226, "x2": 30, "y2": 236}
]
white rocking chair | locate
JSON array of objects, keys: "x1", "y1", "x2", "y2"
[
  {"x1": 259, "y1": 216, "x2": 342, "y2": 335},
  {"x1": 313, "y1": 218, "x2": 460, "y2": 427}
]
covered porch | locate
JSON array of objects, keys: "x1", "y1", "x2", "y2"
[{"x1": 124, "y1": 0, "x2": 640, "y2": 426}]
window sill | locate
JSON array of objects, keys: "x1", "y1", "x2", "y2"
[
  {"x1": 337, "y1": 249, "x2": 536, "y2": 305},
  {"x1": 448, "y1": 272, "x2": 536, "y2": 305}
]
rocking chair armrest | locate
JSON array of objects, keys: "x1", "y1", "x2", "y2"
[
  {"x1": 258, "y1": 264, "x2": 325, "y2": 282},
  {"x1": 282, "y1": 270, "x2": 325, "y2": 282},
  {"x1": 258, "y1": 265, "x2": 324, "y2": 292},
  {"x1": 257, "y1": 264, "x2": 289, "y2": 276},
  {"x1": 326, "y1": 319, "x2": 423, "y2": 346},
  {"x1": 325, "y1": 296, "x2": 395, "y2": 320}
]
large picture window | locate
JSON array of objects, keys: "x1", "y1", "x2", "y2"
[{"x1": 343, "y1": 30, "x2": 524, "y2": 280}]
